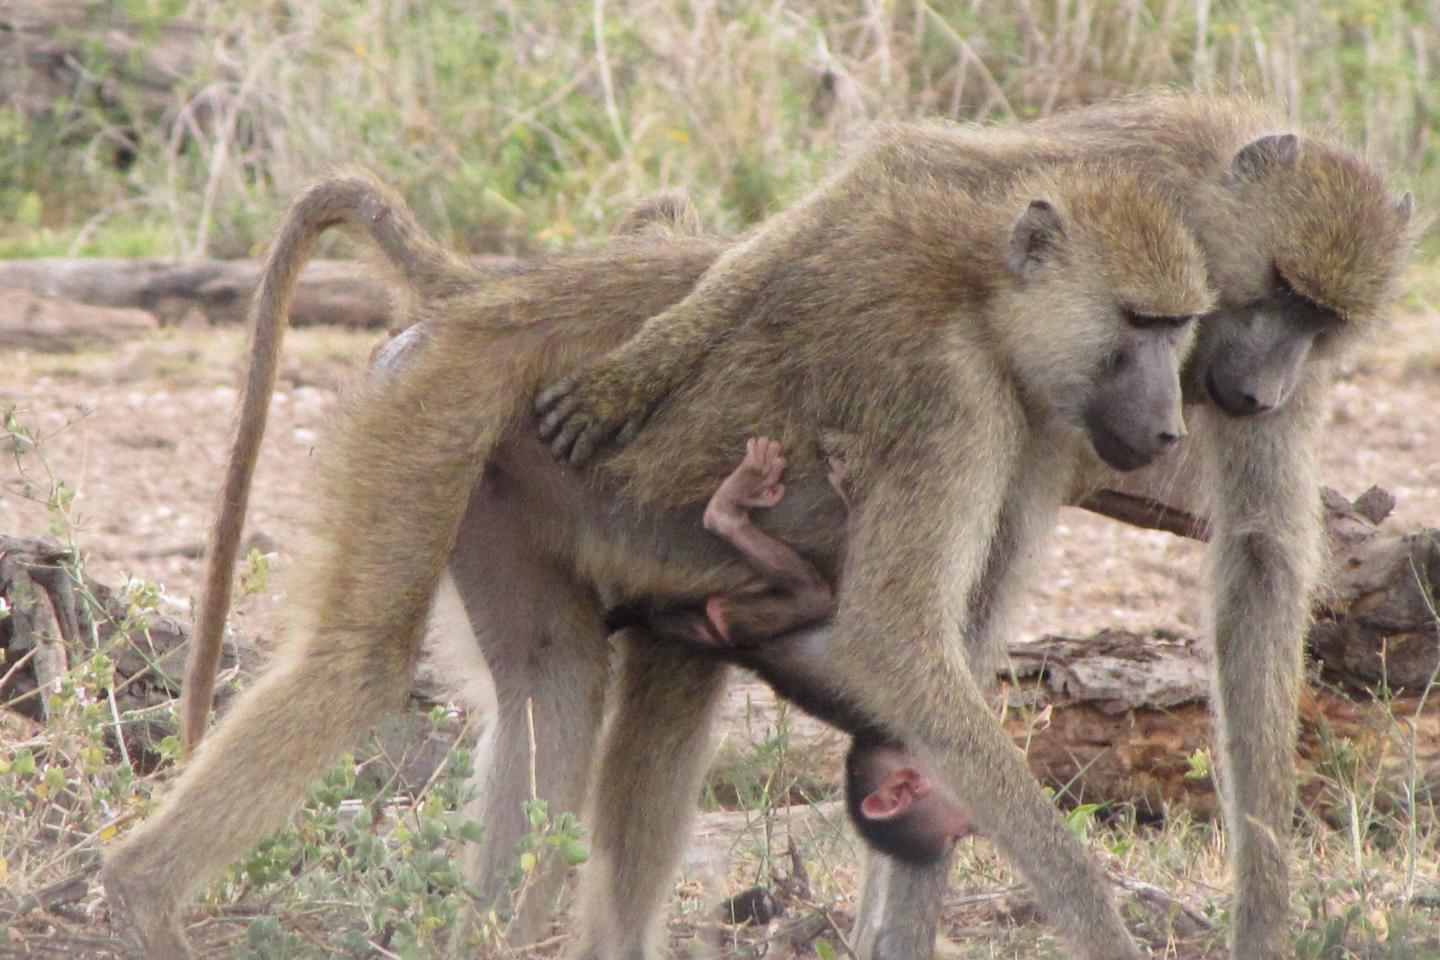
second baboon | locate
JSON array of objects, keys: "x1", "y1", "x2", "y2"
[
  {"x1": 535, "y1": 93, "x2": 1414, "y2": 960},
  {"x1": 105, "y1": 144, "x2": 1213, "y2": 960}
]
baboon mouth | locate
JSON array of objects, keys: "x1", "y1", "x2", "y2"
[
  {"x1": 1207, "y1": 371, "x2": 1281, "y2": 419},
  {"x1": 1205, "y1": 371, "x2": 1240, "y2": 415},
  {"x1": 1088, "y1": 427, "x2": 1156, "y2": 472}
]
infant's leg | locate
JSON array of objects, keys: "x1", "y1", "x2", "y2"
[{"x1": 702, "y1": 438, "x2": 833, "y2": 640}]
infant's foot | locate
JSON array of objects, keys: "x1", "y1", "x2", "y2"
[
  {"x1": 705, "y1": 437, "x2": 787, "y2": 533},
  {"x1": 705, "y1": 595, "x2": 732, "y2": 643}
]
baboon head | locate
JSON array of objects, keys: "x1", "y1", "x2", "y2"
[
  {"x1": 844, "y1": 737, "x2": 975, "y2": 864},
  {"x1": 996, "y1": 171, "x2": 1214, "y2": 471},
  {"x1": 1190, "y1": 134, "x2": 1414, "y2": 416}
]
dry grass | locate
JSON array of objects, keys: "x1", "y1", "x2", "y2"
[{"x1": 2, "y1": 0, "x2": 1436, "y2": 260}]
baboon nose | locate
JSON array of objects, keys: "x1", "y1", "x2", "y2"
[
  {"x1": 1157, "y1": 429, "x2": 1183, "y2": 447},
  {"x1": 1240, "y1": 392, "x2": 1276, "y2": 413}
]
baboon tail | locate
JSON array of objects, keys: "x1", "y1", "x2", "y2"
[
  {"x1": 180, "y1": 171, "x2": 467, "y2": 753},
  {"x1": 322, "y1": 167, "x2": 473, "y2": 298}
]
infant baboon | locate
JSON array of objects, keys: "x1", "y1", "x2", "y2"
[
  {"x1": 618, "y1": 435, "x2": 976, "y2": 865},
  {"x1": 535, "y1": 93, "x2": 1414, "y2": 960},
  {"x1": 105, "y1": 146, "x2": 1212, "y2": 960}
]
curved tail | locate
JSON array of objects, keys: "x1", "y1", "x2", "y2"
[{"x1": 180, "y1": 171, "x2": 468, "y2": 753}]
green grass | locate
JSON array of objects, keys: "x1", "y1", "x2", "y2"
[{"x1": 2, "y1": 0, "x2": 1436, "y2": 260}]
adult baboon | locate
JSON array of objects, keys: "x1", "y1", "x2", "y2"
[
  {"x1": 535, "y1": 93, "x2": 1413, "y2": 960},
  {"x1": 104, "y1": 143, "x2": 1214, "y2": 960}
]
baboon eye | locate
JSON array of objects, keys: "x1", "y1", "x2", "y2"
[
  {"x1": 1122, "y1": 309, "x2": 1193, "y2": 330},
  {"x1": 1272, "y1": 265, "x2": 1343, "y2": 328}
]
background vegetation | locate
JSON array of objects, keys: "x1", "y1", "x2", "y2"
[{"x1": 2, "y1": 0, "x2": 1436, "y2": 261}]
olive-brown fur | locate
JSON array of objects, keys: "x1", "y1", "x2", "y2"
[
  {"x1": 535, "y1": 92, "x2": 1413, "y2": 960},
  {"x1": 103, "y1": 149, "x2": 1213, "y2": 960}
]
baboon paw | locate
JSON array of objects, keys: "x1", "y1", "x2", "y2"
[{"x1": 534, "y1": 375, "x2": 650, "y2": 465}]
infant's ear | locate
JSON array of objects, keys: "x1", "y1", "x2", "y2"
[{"x1": 858, "y1": 767, "x2": 930, "y2": 820}]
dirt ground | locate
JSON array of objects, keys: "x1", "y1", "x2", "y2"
[{"x1": 2, "y1": 298, "x2": 1438, "y2": 956}]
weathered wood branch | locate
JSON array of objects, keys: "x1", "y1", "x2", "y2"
[
  {"x1": 0, "y1": 535, "x2": 236, "y2": 769},
  {"x1": 0, "y1": 256, "x2": 518, "y2": 331},
  {"x1": 1074, "y1": 489, "x2": 1210, "y2": 540},
  {"x1": 0, "y1": 259, "x2": 397, "y2": 329},
  {"x1": 0, "y1": 534, "x2": 459, "y2": 785}
]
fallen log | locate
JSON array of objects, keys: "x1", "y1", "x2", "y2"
[
  {"x1": 998, "y1": 629, "x2": 1439, "y2": 822},
  {"x1": 1000, "y1": 485, "x2": 1440, "y2": 818},
  {"x1": 0, "y1": 259, "x2": 397, "y2": 329},
  {"x1": 0, "y1": 255, "x2": 519, "y2": 330},
  {"x1": 1074, "y1": 484, "x2": 1440, "y2": 694}
]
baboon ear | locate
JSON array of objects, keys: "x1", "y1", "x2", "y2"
[
  {"x1": 1228, "y1": 133, "x2": 1300, "y2": 183},
  {"x1": 1006, "y1": 199, "x2": 1066, "y2": 278},
  {"x1": 1396, "y1": 192, "x2": 1414, "y2": 224}
]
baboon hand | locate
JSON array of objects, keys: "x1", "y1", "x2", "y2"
[{"x1": 535, "y1": 368, "x2": 654, "y2": 464}]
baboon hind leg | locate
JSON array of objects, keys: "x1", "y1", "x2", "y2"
[
  {"x1": 103, "y1": 614, "x2": 418, "y2": 960},
  {"x1": 443, "y1": 492, "x2": 612, "y2": 951},
  {"x1": 571, "y1": 634, "x2": 729, "y2": 960}
]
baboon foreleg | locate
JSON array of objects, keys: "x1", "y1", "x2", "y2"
[
  {"x1": 571, "y1": 634, "x2": 728, "y2": 960},
  {"x1": 851, "y1": 439, "x2": 1079, "y2": 959},
  {"x1": 1199, "y1": 397, "x2": 1323, "y2": 960},
  {"x1": 852, "y1": 851, "x2": 950, "y2": 960},
  {"x1": 831, "y1": 431, "x2": 1139, "y2": 960}
]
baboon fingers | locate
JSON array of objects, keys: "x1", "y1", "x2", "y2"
[
  {"x1": 538, "y1": 396, "x2": 581, "y2": 442},
  {"x1": 615, "y1": 417, "x2": 642, "y2": 448},
  {"x1": 535, "y1": 377, "x2": 575, "y2": 417},
  {"x1": 547, "y1": 415, "x2": 587, "y2": 461},
  {"x1": 537, "y1": 386, "x2": 629, "y2": 463},
  {"x1": 568, "y1": 422, "x2": 612, "y2": 466}
]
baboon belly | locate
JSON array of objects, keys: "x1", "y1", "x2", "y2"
[
  {"x1": 473, "y1": 426, "x2": 843, "y2": 604},
  {"x1": 478, "y1": 427, "x2": 762, "y2": 601}
]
